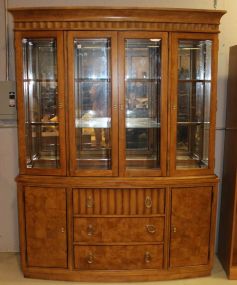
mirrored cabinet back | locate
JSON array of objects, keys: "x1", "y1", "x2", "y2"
[{"x1": 10, "y1": 7, "x2": 225, "y2": 281}]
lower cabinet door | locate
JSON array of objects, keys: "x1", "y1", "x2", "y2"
[
  {"x1": 74, "y1": 244, "x2": 163, "y2": 270},
  {"x1": 24, "y1": 187, "x2": 67, "y2": 268},
  {"x1": 170, "y1": 187, "x2": 213, "y2": 267}
]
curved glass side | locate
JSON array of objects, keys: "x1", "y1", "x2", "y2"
[
  {"x1": 176, "y1": 40, "x2": 212, "y2": 169},
  {"x1": 22, "y1": 38, "x2": 60, "y2": 169}
]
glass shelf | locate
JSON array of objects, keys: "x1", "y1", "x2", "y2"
[
  {"x1": 27, "y1": 122, "x2": 59, "y2": 125},
  {"x1": 177, "y1": 121, "x2": 210, "y2": 125},
  {"x1": 126, "y1": 78, "x2": 161, "y2": 82},
  {"x1": 126, "y1": 118, "x2": 160, "y2": 128},
  {"x1": 74, "y1": 78, "x2": 110, "y2": 82},
  {"x1": 76, "y1": 117, "x2": 111, "y2": 128},
  {"x1": 178, "y1": 79, "x2": 211, "y2": 83}
]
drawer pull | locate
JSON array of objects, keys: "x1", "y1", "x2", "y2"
[
  {"x1": 87, "y1": 196, "x2": 94, "y2": 208},
  {"x1": 87, "y1": 224, "x2": 94, "y2": 236},
  {"x1": 87, "y1": 253, "x2": 94, "y2": 264},
  {"x1": 145, "y1": 196, "x2": 152, "y2": 208},
  {"x1": 144, "y1": 251, "x2": 152, "y2": 263},
  {"x1": 146, "y1": 224, "x2": 156, "y2": 234}
]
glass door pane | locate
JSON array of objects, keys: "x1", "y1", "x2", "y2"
[
  {"x1": 125, "y1": 39, "x2": 161, "y2": 169},
  {"x1": 176, "y1": 39, "x2": 212, "y2": 169},
  {"x1": 74, "y1": 39, "x2": 111, "y2": 170},
  {"x1": 23, "y1": 38, "x2": 60, "y2": 169}
]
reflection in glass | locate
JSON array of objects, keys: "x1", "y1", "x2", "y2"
[
  {"x1": 176, "y1": 40, "x2": 212, "y2": 169},
  {"x1": 22, "y1": 38, "x2": 60, "y2": 169},
  {"x1": 125, "y1": 39, "x2": 161, "y2": 169},
  {"x1": 74, "y1": 39, "x2": 111, "y2": 170}
]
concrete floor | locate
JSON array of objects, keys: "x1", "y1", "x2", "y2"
[{"x1": 0, "y1": 253, "x2": 236, "y2": 285}]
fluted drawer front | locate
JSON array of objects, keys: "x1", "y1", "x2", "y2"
[
  {"x1": 73, "y1": 188, "x2": 165, "y2": 215},
  {"x1": 74, "y1": 244, "x2": 163, "y2": 270},
  {"x1": 74, "y1": 217, "x2": 164, "y2": 242}
]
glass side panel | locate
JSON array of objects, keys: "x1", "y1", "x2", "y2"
[
  {"x1": 22, "y1": 38, "x2": 60, "y2": 169},
  {"x1": 176, "y1": 40, "x2": 212, "y2": 169},
  {"x1": 125, "y1": 39, "x2": 161, "y2": 169},
  {"x1": 74, "y1": 39, "x2": 111, "y2": 170}
]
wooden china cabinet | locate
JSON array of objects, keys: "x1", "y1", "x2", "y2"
[{"x1": 10, "y1": 7, "x2": 225, "y2": 281}]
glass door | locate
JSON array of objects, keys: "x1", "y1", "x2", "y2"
[
  {"x1": 118, "y1": 32, "x2": 168, "y2": 176},
  {"x1": 68, "y1": 32, "x2": 118, "y2": 176},
  {"x1": 170, "y1": 33, "x2": 218, "y2": 176},
  {"x1": 15, "y1": 31, "x2": 66, "y2": 175}
]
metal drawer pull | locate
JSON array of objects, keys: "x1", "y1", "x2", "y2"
[
  {"x1": 146, "y1": 224, "x2": 156, "y2": 234},
  {"x1": 87, "y1": 253, "x2": 94, "y2": 264},
  {"x1": 172, "y1": 226, "x2": 177, "y2": 233},
  {"x1": 87, "y1": 196, "x2": 94, "y2": 208},
  {"x1": 145, "y1": 196, "x2": 152, "y2": 208},
  {"x1": 144, "y1": 251, "x2": 152, "y2": 263},
  {"x1": 87, "y1": 224, "x2": 94, "y2": 236}
]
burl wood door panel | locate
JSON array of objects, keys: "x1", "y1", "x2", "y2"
[
  {"x1": 24, "y1": 187, "x2": 67, "y2": 268},
  {"x1": 74, "y1": 244, "x2": 163, "y2": 270},
  {"x1": 170, "y1": 187, "x2": 212, "y2": 267},
  {"x1": 73, "y1": 188, "x2": 165, "y2": 215},
  {"x1": 74, "y1": 217, "x2": 164, "y2": 242}
]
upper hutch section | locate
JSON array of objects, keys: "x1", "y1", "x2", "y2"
[
  {"x1": 10, "y1": 7, "x2": 225, "y2": 177},
  {"x1": 10, "y1": 7, "x2": 225, "y2": 33}
]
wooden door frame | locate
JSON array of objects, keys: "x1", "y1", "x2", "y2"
[
  {"x1": 67, "y1": 31, "x2": 118, "y2": 176},
  {"x1": 15, "y1": 31, "x2": 66, "y2": 176},
  {"x1": 118, "y1": 31, "x2": 168, "y2": 177},
  {"x1": 169, "y1": 33, "x2": 218, "y2": 177}
]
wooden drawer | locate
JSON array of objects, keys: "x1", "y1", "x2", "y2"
[
  {"x1": 73, "y1": 188, "x2": 165, "y2": 215},
  {"x1": 74, "y1": 244, "x2": 163, "y2": 270},
  {"x1": 74, "y1": 217, "x2": 164, "y2": 242}
]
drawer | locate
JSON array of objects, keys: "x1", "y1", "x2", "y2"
[
  {"x1": 74, "y1": 217, "x2": 164, "y2": 242},
  {"x1": 74, "y1": 244, "x2": 163, "y2": 270},
  {"x1": 73, "y1": 188, "x2": 165, "y2": 215}
]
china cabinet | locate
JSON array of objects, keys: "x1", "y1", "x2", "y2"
[
  {"x1": 218, "y1": 45, "x2": 237, "y2": 279},
  {"x1": 10, "y1": 7, "x2": 225, "y2": 281}
]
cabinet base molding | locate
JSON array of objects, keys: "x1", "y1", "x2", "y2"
[{"x1": 22, "y1": 268, "x2": 211, "y2": 282}]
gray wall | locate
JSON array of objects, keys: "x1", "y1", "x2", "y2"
[{"x1": 0, "y1": 0, "x2": 234, "y2": 251}]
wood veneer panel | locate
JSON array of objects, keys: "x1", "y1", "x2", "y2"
[
  {"x1": 170, "y1": 186, "x2": 212, "y2": 267},
  {"x1": 74, "y1": 217, "x2": 164, "y2": 242},
  {"x1": 25, "y1": 187, "x2": 67, "y2": 268},
  {"x1": 74, "y1": 244, "x2": 163, "y2": 270}
]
